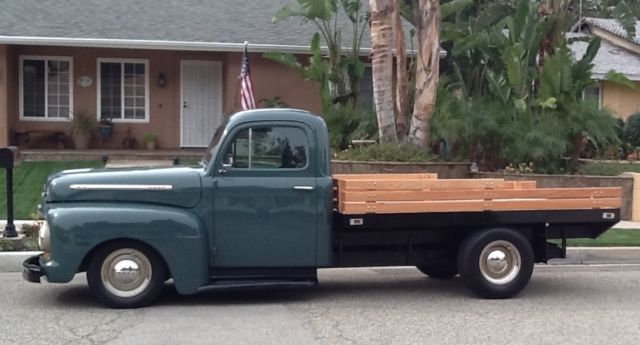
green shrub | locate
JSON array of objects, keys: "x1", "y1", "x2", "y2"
[
  {"x1": 324, "y1": 106, "x2": 377, "y2": 150},
  {"x1": 334, "y1": 143, "x2": 432, "y2": 162},
  {"x1": 624, "y1": 113, "x2": 640, "y2": 148},
  {"x1": 0, "y1": 239, "x2": 14, "y2": 251}
]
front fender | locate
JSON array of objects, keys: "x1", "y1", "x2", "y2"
[{"x1": 44, "y1": 203, "x2": 208, "y2": 294}]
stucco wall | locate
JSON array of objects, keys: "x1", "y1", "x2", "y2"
[
  {"x1": 602, "y1": 81, "x2": 640, "y2": 119},
  {"x1": 5, "y1": 46, "x2": 320, "y2": 149}
]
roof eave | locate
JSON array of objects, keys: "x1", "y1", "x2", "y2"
[
  {"x1": 0, "y1": 35, "x2": 445, "y2": 57},
  {"x1": 592, "y1": 72, "x2": 640, "y2": 82},
  {"x1": 0, "y1": 35, "x2": 333, "y2": 54}
]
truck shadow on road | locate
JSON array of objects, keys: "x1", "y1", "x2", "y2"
[{"x1": 51, "y1": 272, "x2": 610, "y2": 308}]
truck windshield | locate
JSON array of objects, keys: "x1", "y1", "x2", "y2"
[{"x1": 201, "y1": 118, "x2": 229, "y2": 166}]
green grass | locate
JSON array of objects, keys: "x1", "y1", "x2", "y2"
[
  {"x1": 578, "y1": 161, "x2": 640, "y2": 176},
  {"x1": 566, "y1": 228, "x2": 640, "y2": 247},
  {"x1": 0, "y1": 161, "x2": 103, "y2": 219}
]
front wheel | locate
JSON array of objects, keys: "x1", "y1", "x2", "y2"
[
  {"x1": 87, "y1": 241, "x2": 166, "y2": 308},
  {"x1": 457, "y1": 228, "x2": 534, "y2": 299}
]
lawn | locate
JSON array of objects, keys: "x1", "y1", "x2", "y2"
[
  {"x1": 0, "y1": 160, "x2": 103, "y2": 219},
  {"x1": 567, "y1": 228, "x2": 640, "y2": 247}
]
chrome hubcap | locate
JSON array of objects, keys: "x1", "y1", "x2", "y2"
[
  {"x1": 101, "y1": 249, "x2": 152, "y2": 298},
  {"x1": 479, "y1": 240, "x2": 521, "y2": 285}
]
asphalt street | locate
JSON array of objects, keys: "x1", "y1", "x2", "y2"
[{"x1": 1, "y1": 265, "x2": 639, "y2": 345}]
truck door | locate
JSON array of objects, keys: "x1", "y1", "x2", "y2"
[{"x1": 211, "y1": 122, "x2": 317, "y2": 267}]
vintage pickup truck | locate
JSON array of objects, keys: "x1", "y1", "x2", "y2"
[{"x1": 23, "y1": 109, "x2": 621, "y2": 308}]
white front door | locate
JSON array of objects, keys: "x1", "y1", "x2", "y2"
[{"x1": 180, "y1": 60, "x2": 222, "y2": 147}]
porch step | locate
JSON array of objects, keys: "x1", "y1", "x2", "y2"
[{"x1": 19, "y1": 149, "x2": 205, "y2": 162}]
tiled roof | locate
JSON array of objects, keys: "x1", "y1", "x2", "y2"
[
  {"x1": 568, "y1": 32, "x2": 640, "y2": 81},
  {"x1": 583, "y1": 17, "x2": 640, "y2": 45},
  {"x1": 0, "y1": 0, "x2": 413, "y2": 53}
]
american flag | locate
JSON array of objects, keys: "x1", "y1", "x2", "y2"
[{"x1": 240, "y1": 43, "x2": 256, "y2": 110}]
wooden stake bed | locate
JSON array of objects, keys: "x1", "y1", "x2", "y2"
[{"x1": 334, "y1": 174, "x2": 621, "y2": 215}]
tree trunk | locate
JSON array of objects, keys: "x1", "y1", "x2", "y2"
[
  {"x1": 408, "y1": 0, "x2": 440, "y2": 148},
  {"x1": 392, "y1": 0, "x2": 408, "y2": 142},
  {"x1": 369, "y1": 0, "x2": 397, "y2": 143}
]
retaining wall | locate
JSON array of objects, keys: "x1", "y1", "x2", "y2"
[{"x1": 474, "y1": 172, "x2": 634, "y2": 220}]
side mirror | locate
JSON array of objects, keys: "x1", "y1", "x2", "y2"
[
  {"x1": 219, "y1": 155, "x2": 233, "y2": 174},
  {"x1": 222, "y1": 155, "x2": 234, "y2": 169}
]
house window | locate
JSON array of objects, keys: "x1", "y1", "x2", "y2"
[
  {"x1": 583, "y1": 83, "x2": 602, "y2": 108},
  {"x1": 98, "y1": 59, "x2": 149, "y2": 122},
  {"x1": 223, "y1": 126, "x2": 308, "y2": 169},
  {"x1": 20, "y1": 56, "x2": 73, "y2": 120}
]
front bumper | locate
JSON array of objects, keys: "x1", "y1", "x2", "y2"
[{"x1": 22, "y1": 255, "x2": 44, "y2": 283}]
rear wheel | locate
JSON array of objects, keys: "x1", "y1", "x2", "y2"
[
  {"x1": 87, "y1": 241, "x2": 166, "y2": 308},
  {"x1": 416, "y1": 264, "x2": 458, "y2": 279},
  {"x1": 457, "y1": 228, "x2": 534, "y2": 299}
]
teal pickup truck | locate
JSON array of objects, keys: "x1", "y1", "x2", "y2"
[{"x1": 23, "y1": 109, "x2": 621, "y2": 308}]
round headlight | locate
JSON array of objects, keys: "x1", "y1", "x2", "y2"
[{"x1": 38, "y1": 222, "x2": 50, "y2": 252}]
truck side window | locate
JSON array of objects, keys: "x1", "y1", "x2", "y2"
[{"x1": 223, "y1": 126, "x2": 307, "y2": 169}]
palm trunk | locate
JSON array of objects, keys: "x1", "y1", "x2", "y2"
[
  {"x1": 408, "y1": 0, "x2": 440, "y2": 148},
  {"x1": 370, "y1": 0, "x2": 397, "y2": 143},
  {"x1": 392, "y1": 0, "x2": 408, "y2": 142}
]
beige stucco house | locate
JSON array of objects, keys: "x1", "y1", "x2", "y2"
[
  {"x1": 571, "y1": 18, "x2": 640, "y2": 119},
  {"x1": 0, "y1": 0, "x2": 399, "y2": 149}
]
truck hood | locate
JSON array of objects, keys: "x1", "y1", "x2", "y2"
[{"x1": 45, "y1": 166, "x2": 203, "y2": 208}]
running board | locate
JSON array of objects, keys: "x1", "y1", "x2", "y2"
[{"x1": 197, "y1": 279, "x2": 317, "y2": 292}]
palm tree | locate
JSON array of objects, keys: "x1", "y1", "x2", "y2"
[
  {"x1": 408, "y1": 0, "x2": 441, "y2": 148},
  {"x1": 392, "y1": 0, "x2": 409, "y2": 141},
  {"x1": 369, "y1": 0, "x2": 398, "y2": 143}
]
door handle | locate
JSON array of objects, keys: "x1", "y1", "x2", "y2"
[
  {"x1": 293, "y1": 186, "x2": 314, "y2": 191},
  {"x1": 183, "y1": 101, "x2": 188, "y2": 108}
]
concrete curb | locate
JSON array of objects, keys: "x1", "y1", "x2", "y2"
[
  {"x1": 1, "y1": 248, "x2": 640, "y2": 273},
  {"x1": 549, "y1": 247, "x2": 640, "y2": 265}
]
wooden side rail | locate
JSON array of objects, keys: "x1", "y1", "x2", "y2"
[{"x1": 334, "y1": 174, "x2": 621, "y2": 215}]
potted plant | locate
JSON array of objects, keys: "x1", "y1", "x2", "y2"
[
  {"x1": 67, "y1": 111, "x2": 97, "y2": 149},
  {"x1": 99, "y1": 117, "x2": 113, "y2": 138},
  {"x1": 143, "y1": 133, "x2": 157, "y2": 150}
]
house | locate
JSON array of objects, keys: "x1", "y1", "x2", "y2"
[
  {"x1": 571, "y1": 18, "x2": 640, "y2": 119},
  {"x1": 0, "y1": 0, "x2": 408, "y2": 149}
]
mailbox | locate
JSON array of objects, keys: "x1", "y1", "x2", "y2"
[
  {"x1": 1, "y1": 146, "x2": 20, "y2": 237},
  {"x1": 0, "y1": 146, "x2": 20, "y2": 169}
]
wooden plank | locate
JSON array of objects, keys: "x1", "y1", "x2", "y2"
[
  {"x1": 339, "y1": 198, "x2": 621, "y2": 214},
  {"x1": 339, "y1": 187, "x2": 622, "y2": 202},
  {"x1": 333, "y1": 173, "x2": 438, "y2": 181},
  {"x1": 339, "y1": 179, "x2": 507, "y2": 191}
]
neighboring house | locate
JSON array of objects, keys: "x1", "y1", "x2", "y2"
[
  {"x1": 571, "y1": 18, "x2": 640, "y2": 119},
  {"x1": 0, "y1": 0, "x2": 412, "y2": 149}
]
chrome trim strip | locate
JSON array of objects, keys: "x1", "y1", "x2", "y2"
[
  {"x1": 69, "y1": 184, "x2": 173, "y2": 191},
  {"x1": 61, "y1": 168, "x2": 93, "y2": 174},
  {"x1": 293, "y1": 186, "x2": 315, "y2": 191}
]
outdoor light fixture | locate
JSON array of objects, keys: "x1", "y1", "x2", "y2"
[{"x1": 157, "y1": 72, "x2": 167, "y2": 88}]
